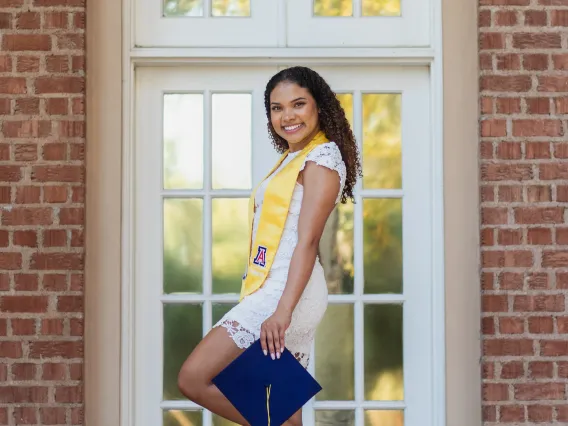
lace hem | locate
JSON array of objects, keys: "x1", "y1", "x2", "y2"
[{"x1": 216, "y1": 320, "x2": 310, "y2": 369}]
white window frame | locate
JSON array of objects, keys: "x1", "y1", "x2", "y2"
[
  {"x1": 134, "y1": 0, "x2": 280, "y2": 47},
  {"x1": 134, "y1": 0, "x2": 430, "y2": 48},
  {"x1": 121, "y1": 0, "x2": 446, "y2": 425}
]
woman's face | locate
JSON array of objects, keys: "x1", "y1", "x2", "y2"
[{"x1": 269, "y1": 81, "x2": 320, "y2": 147}]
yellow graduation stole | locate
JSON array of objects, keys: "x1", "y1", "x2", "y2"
[{"x1": 239, "y1": 131, "x2": 329, "y2": 300}]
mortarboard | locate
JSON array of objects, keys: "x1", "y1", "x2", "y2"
[{"x1": 212, "y1": 339, "x2": 322, "y2": 426}]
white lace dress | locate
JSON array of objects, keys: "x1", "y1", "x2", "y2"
[{"x1": 213, "y1": 142, "x2": 347, "y2": 368}]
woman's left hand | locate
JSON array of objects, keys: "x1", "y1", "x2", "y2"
[{"x1": 260, "y1": 308, "x2": 292, "y2": 360}]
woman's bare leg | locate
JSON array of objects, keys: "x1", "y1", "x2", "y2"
[
  {"x1": 177, "y1": 326, "x2": 249, "y2": 425},
  {"x1": 283, "y1": 409, "x2": 302, "y2": 426}
]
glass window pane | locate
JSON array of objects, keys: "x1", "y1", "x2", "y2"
[
  {"x1": 363, "y1": 199, "x2": 402, "y2": 294},
  {"x1": 315, "y1": 411, "x2": 355, "y2": 426},
  {"x1": 319, "y1": 202, "x2": 354, "y2": 294},
  {"x1": 212, "y1": 0, "x2": 250, "y2": 16},
  {"x1": 213, "y1": 414, "x2": 240, "y2": 425},
  {"x1": 212, "y1": 198, "x2": 248, "y2": 294},
  {"x1": 163, "y1": 304, "x2": 203, "y2": 400},
  {"x1": 164, "y1": 199, "x2": 203, "y2": 294},
  {"x1": 164, "y1": 94, "x2": 204, "y2": 189},
  {"x1": 163, "y1": 410, "x2": 202, "y2": 426},
  {"x1": 336, "y1": 93, "x2": 354, "y2": 128},
  {"x1": 212, "y1": 94, "x2": 252, "y2": 189},
  {"x1": 364, "y1": 304, "x2": 403, "y2": 401},
  {"x1": 365, "y1": 410, "x2": 404, "y2": 426},
  {"x1": 314, "y1": 0, "x2": 353, "y2": 16},
  {"x1": 212, "y1": 303, "x2": 236, "y2": 324},
  {"x1": 362, "y1": 94, "x2": 401, "y2": 189},
  {"x1": 362, "y1": 0, "x2": 401, "y2": 16},
  {"x1": 315, "y1": 304, "x2": 354, "y2": 400},
  {"x1": 163, "y1": 0, "x2": 204, "y2": 16}
]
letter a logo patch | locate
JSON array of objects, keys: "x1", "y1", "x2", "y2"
[{"x1": 253, "y1": 245, "x2": 267, "y2": 267}]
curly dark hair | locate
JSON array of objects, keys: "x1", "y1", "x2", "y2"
[{"x1": 263, "y1": 66, "x2": 362, "y2": 204}]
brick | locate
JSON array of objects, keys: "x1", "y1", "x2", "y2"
[
  {"x1": 499, "y1": 185, "x2": 522, "y2": 202},
  {"x1": 16, "y1": 56, "x2": 40, "y2": 73},
  {"x1": 482, "y1": 207, "x2": 508, "y2": 225},
  {"x1": 481, "y1": 75, "x2": 532, "y2": 92},
  {"x1": 12, "y1": 407, "x2": 37, "y2": 424},
  {"x1": 526, "y1": 97, "x2": 550, "y2": 114},
  {"x1": 543, "y1": 251, "x2": 568, "y2": 267},
  {"x1": 483, "y1": 383, "x2": 510, "y2": 401},
  {"x1": 40, "y1": 407, "x2": 66, "y2": 425},
  {"x1": 57, "y1": 295, "x2": 82, "y2": 312},
  {"x1": 501, "y1": 361, "x2": 524, "y2": 378},
  {"x1": 528, "y1": 405, "x2": 553, "y2": 422},
  {"x1": 11, "y1": 318, "x2": 35, "y2": 335},
  {"x1": 553, "y1": 54, "x2": 568, "y2": 70},
  {"x1": 34, "y1": 77, "x2": 84, "y2": 94},
  {"x1": 44, "y1": 186, "x2": 68, "y2": 203},
  {"x1": 41, "y1": 318, "x2": 64, "y2": 335},
  {"x1": 16, "y1": 12, "x2": 41, "y2": 30},
  {"x1": 15, "y1": 97, "x2": 40, "y2": 114},
  {"x1": 30, "y1": 252, "x2": 83, "y2": 270},
  {"x1": 523, "y1": 53, "x2": 548, "y2": 71},
  {"x1": 482, "y1": 250, "x2": 534, "y2": 267},
  {"x1": 43, "y1": 230, "x2": 67, "y2": 247},
  {"x1": 0, "y1": 296, "x2": 47, "y2": 313},
  {"x1": 15, "y1": 186, "x2": 41, "y2": 204},
  {"x1": 529, "y1": 316, "x2": 554, "y2": 333},
  {"x1": 514, "y1": 207, "x2": 564, "y2": 224},
  {"x1": 513, "y1": 33, "x2": 562, "y2": 49},
  {"x1": 2, "y1": 34, "x2": 51, "y2": 51},
  {"x1": 30, "y1": 342, "x2": 83, "y2": 359},
  {"x1": 500, "y1": 317, "x2": 525, "y2": 334},
  {"x1": 481, "y1": 164, "x2": 532, "y2": 181},
  {"x1": 14, "y1": 274, "x2": 39, "y2": 291},
  {"x1": 538, "y1": 76, "x2": 568, "y2": 92},
  {"x1": 0, "y1": 77, "x2": 27, "y2": 94},
  {"x1": 32, "y1": 165, "x2": 84, "y2": 183},
  {"x1": 12, "y1": 364, "x2": 36, "y2": 381},
  {"x1": 525, "y1": 142, "x2": 551, "y2": 159},
  {"x1": 514, "y1": 294, "x2": 565, "y2": 312},
  {"x1": 0, "y1": 342, "x2": 23, "y2": 358},
  {"x1": 2, "y1": 120, "x2": 51, "y2": 138},
  {"x1": 480, "y1": 33, "x2": 505, "y2": 50},
  {"x1": 484, "y1": 339, "x2": 534, "y2": 356},
  {"x1": 497, "y1": 142, "x2": 522, "y2": 159},
  {"x1": 501, "y1": 405, "x2": 525, "y2": 422},
  {"x1": 499, "y1": 272, "x2": 523, "y2": 290},
  {"x1": 512, "y1": 120, "x2": 563, "y2": 137},
  {"x1": 42, "y1": 363, "x2": 66, "y2": 380},
  {"x1": 515, "y1": 383, "x2": 565, "y2": 400},
  {"x1": 552, "y1": 10, "x2": 568, "y2": 26},
  {"x1": 0, "y1": 387, "x2": 48, "y2": 403},
  {"x1": 525, "y1": 10, "x2": 547, "y2": 26},
  {"x1": 496, "y1": 97, "x2": 521, "y2": 113},
  {"x1": 483, "y1": 295, "x2": 508, "y2": 312},
  {"x1": 529, "y1": 361, "x2": 553, "y2": 378},
  {"x1": 2, "y1": 208, "x2": 53, "y2": 226},
  {"x1": 481, "y1": 119, "x2": 506, "y2": 137},
  {"x1": 527, "y1": 228, "x2": 552, "y2": 245},
  {"x1": 496, "y1": 10, "x2": 517, "y2": 26},
  {"x1": 44, "y1": 11, "x2": 68, "y2": 29},
  {"x1": 498, "y1": 228, "x2": 522, "y2": 245},
  {"x1": 541, "y1": 163, "x2": 568, "y2": 180}
]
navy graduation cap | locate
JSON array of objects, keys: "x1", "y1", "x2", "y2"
[{"x1": 212, "y1": 339, "x2": 322, "y2": 426}]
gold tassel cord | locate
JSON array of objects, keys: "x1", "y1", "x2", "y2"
[{"x1": 266, "y1": 384, "x2": 272, "y2": 426}]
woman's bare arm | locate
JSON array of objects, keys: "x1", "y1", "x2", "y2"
[{"x1": 259, "y1": 161, "x2": 340, "y2": 359}]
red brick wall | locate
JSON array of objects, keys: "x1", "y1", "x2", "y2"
[
  {"x1": 0, "y1": 0, "x2": 85, "y2": 424},
  {"x1": 480, "y1": 0, "x2": 568, "y2": 423}
]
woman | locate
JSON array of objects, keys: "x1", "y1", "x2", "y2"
[{"x1": 177, "y1": 66, "x2": 361, "y2": 425}]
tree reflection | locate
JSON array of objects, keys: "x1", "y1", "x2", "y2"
[{"x1": 164, "y1": 0, "x2": 250, "y2": 16}]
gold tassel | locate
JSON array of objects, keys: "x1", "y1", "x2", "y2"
[{"x1": 266, "y1": 384, "x2": 272, "y2": 426}]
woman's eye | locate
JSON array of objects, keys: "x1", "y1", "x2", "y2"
[
  {"x1": 271, "y1": 106, "x2": 281, "y2": 111},
  {"x1": 295, "y1": 102, "x2": 305, "y2": 108}
]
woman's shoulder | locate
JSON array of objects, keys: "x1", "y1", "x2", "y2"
[{"x1": 301, "y1": 141, "x2": 347, "y2": 185}]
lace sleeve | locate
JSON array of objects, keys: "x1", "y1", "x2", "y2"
[{"x1": 300, "y1": 142, "x2": 347, "y2": 204}]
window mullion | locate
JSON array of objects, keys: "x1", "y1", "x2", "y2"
[{"x1": 353, "y1": 0, "x2": 361, "y2": 18}]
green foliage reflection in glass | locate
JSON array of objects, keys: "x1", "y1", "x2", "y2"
[
  {"x1": 315, "y1": 411, "x2": 355, "y2": 425},
  {"x1": 164, "y1": 94, "x2": 204, "y2": 190},
  {"x1": 365, "y1": 410, "x2": 404, "y2": 426},
  {"x1": 364, "y1": 304, "x2": 403, "y2": 401},
  {"x1": 163, "y1": 410, "x2": 202, "y2": 426},
  {"x1": 362, "y1": 0, "x2": 401, "y2": 16},
  {"x1": 314, "y1": 0, "x2": 401, "y2": 17},
  {"x1": 316, "y1": 304, "x2": 354, "y2": 400},
  {"x1": 163, "y1": 0, "x2": 250, "y2": 16},
  {"x1": 363, "y1": 199, "x2": 402, "y2": 294},
  {"x1": 363, "y1": 94, "x2": 401, "y2": 189},
  {"x1": 212, "y1": 199, "x2": 249, "y2": 294},
  {"x1": 163, "y1": 304, "x2": 203, "y2": 400},
  {"x1": 314, "y1": 0, "x2": 353, "y2": 16},
  {"x1": 163, "y1": 199, "x2": 203, "y2": 294}
]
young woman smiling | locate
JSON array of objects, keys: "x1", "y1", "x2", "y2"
[{"x1": 177, "y1": 66, "x2": 362, "y2": 426}]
